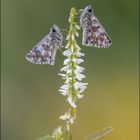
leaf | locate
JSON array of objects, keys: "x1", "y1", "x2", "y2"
[
  {"x1": 85, "y1": 127, "x2": 113, "y2": 140},
  {"x1": 37, "y1": 135, "x2": 52, "y2": 140}
]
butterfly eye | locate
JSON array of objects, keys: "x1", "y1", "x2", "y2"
[
  {"x1": 52, "y1": 28, "x2": 56, "y2": 32},
  {"x1": 88, "y1": 8, "x2": 92, "y2": 12}
]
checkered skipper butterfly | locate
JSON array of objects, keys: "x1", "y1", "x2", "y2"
[
  {"x1": 80, "y1": 5, "x2": 112, "y2": 48},
  {"x1": 26, "y1": 25, "x2": 63, "y2": 65}
]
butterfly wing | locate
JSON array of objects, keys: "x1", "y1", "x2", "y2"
[
  {"x1": 82, "y1": 15, "x2": 111, "y2": 48},
  {"x1": 26, "y1": 35, "x2": 58, "y2": 65},
  {"x1": 26, "y1": 25, "x2": 63, "y2": 65},
  {"x1": 80, "y1": 6, "x2": 112, "y2": 48}
]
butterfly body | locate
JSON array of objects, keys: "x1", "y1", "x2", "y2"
[
  {"x1": 80, "y1": 5, "x2": 112, "y2": 48},
  {"x1": 26, "y1": 25, "x2": 62, "y2": 65}
]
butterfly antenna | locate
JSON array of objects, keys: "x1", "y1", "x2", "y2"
[
  {"x1": 75, "y1": 15, "x2": 80, "y2": 19},
  {"x1": 60, "y1": 28, "x2": 68, "y2": 33},
  {"x1": 60, "y1": 28, "x2": 68, "y2": 37},
  {"x1": 79, "y1": 9, "x2": 84, "y2": 14},
  {"x1": 62, "y1": 36, "x2": 68, "y2": 44},
  {"x1": 61, "y1": 32, "x2": 67, "y2": 37},
  {"x1": 76, "y1": 22, "x2": 81, "y2": 28},
  {"x1": 58, "y1": 46, "x2": 63, "y2": 54},
  {"x1": 60, "y1": 28, "x2": 67, "y2": 32}
]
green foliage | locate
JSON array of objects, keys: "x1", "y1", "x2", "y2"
[
  {"x1": 85, "y1": 127, "x2": 113, "y2": 140},
  {"x1": 38, "y1": 135, "x2": 52, "y2": 140}
]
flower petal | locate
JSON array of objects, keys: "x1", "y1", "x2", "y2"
[
  {"x1": 75, "y1": 44, "x2": 81, "y2": 51},
  {"x1": 63, "y1": 58, "x2": 70, "y2": 65},
  {"x1": 63, "y1": 50, "x2": 72, "y2": 57},
  {"x1": 76, "y1": 65, "x2": 85, "y2": 71},
  {"x1": 75, "y1": 24, "x2": 80, "y2": 30},
  {"x1": 76, "y1": 73, "x2": 85, "y2": 81},
  {"x1": 59, "y1": 89, "x2": 67, "y2": 96},
  {"x1": 75, "y1": 52, "x2": 85, "y2": 57},
  {"x1": 73, "y1": 58, "x2": 84, "y2": 64},
  {"x1": 58, "y1": 73, "x2": 66, "y2": 77},
  {"x1": 67, "y1": 97, "x2": 77, "y2": 108},
  {"x1": 59, "y1": 112, "x2": 70, "y2": 120},
  {"x1": 60, "y1": 66, "x2": 69, "y2": 72},
  {"x1": 60, "y1": 84, "x2": 69, "y2": 90},
  {"x1": 77, "y1": 93, "x2": 84, "y2": 99}
]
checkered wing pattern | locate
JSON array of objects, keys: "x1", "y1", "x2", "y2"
[
  {"x1": 80, "y1": 5, "x2": 112, "y2": 48},
  {"x1": 26, "y1": 25, "x2": 63, "y2": 65}
]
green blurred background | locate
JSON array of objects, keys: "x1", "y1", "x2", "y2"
[{"x1": 1, "y1": 0, "x2": 139, "y2": 140}]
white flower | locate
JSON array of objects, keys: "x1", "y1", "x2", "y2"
[
  {"x1": 67, "y1": 96, "x2": 77, "y2": 108},
  {"x1": 75, "y1": 24, "x2": 80, "y2": 30},
  {"x1": 77, "y1": 93, "x2": 84, "y2": 99},
  {"x1": 60, "y1": 113, "x2": 75, "y2": 124},
  {"x1": 57, "y1": 127, "x2": 62, "y2": 134},
  {"x1": 59, "y1": 89, "x2": 67, "y2": 96},
  {"x1": 67, "y1": 69, "x2": 72, "y2": 74},
  {"x1": 74, "y1": 67, "x2": 84, "y2": 74},
  {"x1": 69, "y1": 117, "x2": 75, "y2": 124},
  {"x1": 52, "y1": 126, "x2": 62, "y2": 138},
  {"x1": 64, "y1": 77, "x2": 72, "y2": 84},
  {"x1": 65, "y1": 43, "x2": 70, "y2": 48},
  {"x1": 72, "y1": 34, "x2": 75, "y2": 40},
  {"x1": 58, "y1": 10, "x2": 88, "y2": 127},
  {"x1": 75, "y1": 44, "x2": 81, "y2": 51},
  {"x1": 79, "y1": 86, "x2": 87, "y2": 93},
  {"x1": 58, "y1": 73, "x2": 67, "y2": 80},
  {"x1": 74, "y1": 82, "x2": 88, "y2": 90},
  {"x1": 60, "y1": 84, "x2": 69, "y2": 90},
  {"x1": 63, "y1": 50, "x2": 72, "y2": 57},
  {"x1": 66, "y1": 35, "x2": 70, "y2": 40},
  {"x1": 75, "y1": 52, "x2": 85, "y2": 57},
  {"x1": 75, "y1": 32, "x2": 79, "y2": 37},
  {"x1": 76, "y1": 65, "x2": 85, "y2": 71},
  {"x1": 59, "y1": 112, "x2": 70, "y2": 120},
  {"x1": 73, "y1": 58, "x2": 84, "y2": 64},
  {"x1": 60, "y1": 65, "x2": 69, "y2": 72},
  {"x1": 58, "y1": 73, "x2": 66, "y2": 77},
  {"x1": 76, "y1": 73, "x2": 85, "y2": 81},
  {"x1": 63, "y1": 58, "x2": 71, "y2": 65}
]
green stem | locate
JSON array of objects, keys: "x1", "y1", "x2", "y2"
[
  {"x1": 69, "y1": 8, "x2": 78, "y2": 100},
  {"x1": 65, "y1": 7, "x2": 78, "y2": 134}
]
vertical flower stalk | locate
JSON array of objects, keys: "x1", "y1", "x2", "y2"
[
  {"x1": 38, "y1": 7, "x2": 113, "y2": 140},
  {"x1": 59, "y1": 7, "x2": 88, "y2": 132}
]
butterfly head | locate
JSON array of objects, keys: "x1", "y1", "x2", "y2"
[
  {"x1": 80, "y1": 5, "x2": 93, "y2": 20},
  {"x1": 51, "y1": 24, "x2": 61, "y2": 33},
  {"x1": 84, "y1": 5, "x2": 93, "y2": 14}
]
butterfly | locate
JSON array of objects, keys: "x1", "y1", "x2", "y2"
[
  {"x1": 25, "y1": 25, "x2": 63, "y2": 65},
  {"x1": 80, "y1": 5, "x2": 112, "y2": 48}
]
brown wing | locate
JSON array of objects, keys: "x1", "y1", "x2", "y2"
[
  {"x1": 26, "y1": 25, "x2": 63, "y2": 65},
  {"x1": 26, "y1": 35, "x2": 58, "y2": 65},
  {"x1": 80, "y1": 5, "x2": 112, "y2": 48},
  {"x1": 82, "y1": 15, "x2": 111, "y2": 48}
]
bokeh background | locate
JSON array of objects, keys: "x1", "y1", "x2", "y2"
[{"x1": 1, "y1": 0, "x2": 139, "y2": 140}]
